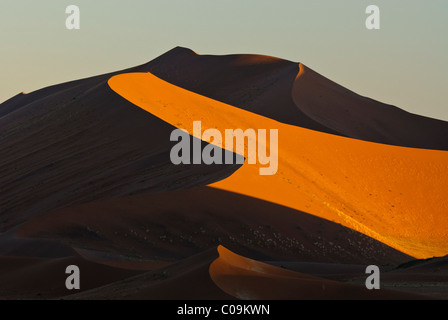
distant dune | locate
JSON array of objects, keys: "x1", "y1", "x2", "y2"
[
  {"x1": 209, "y1": 246, "x2": 424, "y2": 300},
  {"x1": 1, "y1": 47, "x2": 448, "y2": 299},
  {"x1": 62, "y1": 246, "x2": 425, "y2": 300},
  {"x1": 0, "y1": 254, "x2": 144, "y2": 300},
  {"x1": 65, "y1": 247, "x2": 234, "y2": 300}
]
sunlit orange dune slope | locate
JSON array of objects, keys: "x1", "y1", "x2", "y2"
[
  {"x1": 109, "y1": 72, "x2": 448, "y2": 259},
  {"x1": 209, "y1": 245, "x2": 424, "y2": 300},
  {"x1": 146, "y1": 47, "x2": 448, "y2": 150}
]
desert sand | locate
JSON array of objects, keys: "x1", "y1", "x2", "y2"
[
  {"x1": 209, "y1": 246, "x2": 424, "y2": 300},
  {"x1": 17, "y1": 186, "x2": 411, "y2": 264},
  {"x1": 1, "y1": 47, "x2": 448, "y2": 299},
  {"x1": 108, "y1": 70, "x2": 448, "y2": 259}
]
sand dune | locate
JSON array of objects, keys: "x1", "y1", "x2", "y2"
[
  {"x1": 17, "y1": 186, "x2": 410, "y2": 264},
  {"x1": 1, "y1": 47, "x2": 448, "y2": 299},
  {"x1": 292, "y1": 63, "x2": 448, "y2": 150},
  {"x1": 147, "y1": 47, "x2": 448, "y2": 150},
  {"x1": 384, "y1": 255, "x2": 448, "y2": 281},
  {"x1": 109, "y1": 71, "x2": 448, "y2": 259},
  {"x1": 0, "y1": 228, "x2": 76, "y2": 258},
  {"x1": 61, "y1": 246, "x2": 424, "y2": 300},
  {"x1": 144, "y1": 47, "x2": 336, "y2": 134},
  {"x1": 2, "y1": 47, "x2": 447, "y2": 232},
  {"x1": 0, "y1": 254, "x2": 144, "y2": 300},
  {"x1": 0, "y1": 66, "x2": 238, "y2": 231},
  {"x1": 210, "y1": 246, "x2": 424, "y2": 300},
  {"x1": 66, "y1": 247, "x2": 234, "y2": 300},
  {"x1": 0, "y1": 243, "x2": 441, "y2": 300},
  {"x1": 0, "y1": 92, "x2": 30, "y2": 118}
]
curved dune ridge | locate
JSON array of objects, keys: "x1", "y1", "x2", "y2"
[
  {"x1": 1, "y1": 47, "x2": 448, "y2": 299},
  {"x1": 1, "y1": 47, "x2": 447, "y2": 231},
  {"x1": 0, "y1": 56, "x2": 241, "y2": 231},
  {"x1": 109, "y1": 71, "x2": 448, "y2": 259},
  {"x1": 209, "y1": 245, "x2": 423, "y2": 300},
  {"x1": 41, "y1": 245, "x2": 424, "y2": 300},
  {"x1": 292, "y1": 64, "x2": 448, "y2": 150},
  {"x1": 147, "y1": 47, "x2": 448, "y2": 150},
  {"x1": 64, "y1": 247, "x2": 235, "y2": 300},
  {"x1": 0, "y1": 253, "x2": 145, "y2": 299}
]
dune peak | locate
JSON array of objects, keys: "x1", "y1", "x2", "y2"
[{"x1": 162, "y1": 46, "x2": 198, "y2": 57}]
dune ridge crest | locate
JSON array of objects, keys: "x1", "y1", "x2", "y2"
[
  {"x1": 292, "y1": 63, "x2": 448, "y2": 149},
  {"x1": 145, "y1": 47, "x2": 448, "y2": 150},
  {"x1": 109, "y1": 71, "x2": 448, "y2": 259},
  {"x1": 209, "y1": 245, "x2": 423, "y2": 300},
  {"x1": 1, "y1": 47, "x2": 448, "y2": 299}
]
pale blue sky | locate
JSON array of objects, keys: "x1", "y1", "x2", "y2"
[{"x1": 1, "y1": 0, "x2": 447, "y2": 120}]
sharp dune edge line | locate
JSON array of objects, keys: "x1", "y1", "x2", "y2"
[
  {"x1": 1, "y1": 47, "x2": 448, "y2": 299},
  {"x1": 292, "y1": 62, "x2": 448, "y2": 150},
  {"x1": 108, "y1": 71, "x2": 448, "y2": 259},
  {"x1": 209, "y1": 245, "x2": 423, "y2": 300}
]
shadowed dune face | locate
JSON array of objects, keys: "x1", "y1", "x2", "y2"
[
  {"x1": 0, "y1": 228, "x2": 77, "y2": 258},
  {"x1": 209, "y1": 246, "x2": 425, "y2": 300},
  {"x1": 17, "y1": 187, "x2": 411, "y2": 265},
  {"x1": 1, "y1": 46, "x2": 447, "y2": 232},
  {"x1": 109, "y1": 71, "x2": 448, "y2": 259},
  {"x1": 1, "y1": 47, "x2": 448, "y2": 300},
  {"x1": 143, "y1": 47, "x2": 337, "y2": 135},
  {"x1": 146, "y1": 47, "x2": 448, "y2": 150},
  {"x1": 292, "y1": 63, "x2": 448, "y2": 150},
  {"x1": 0, "y1": 255, "x2": 143, "y2": 300},
  {"x1": 65, "y1": 247, "x2": 235, "y2": 300},
  {"x1": 62, "y1": 246, "x2": 423, "y2": 300},
  {"x1": 0, "y1": 72, "x2": 240, "y2": 231}
]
